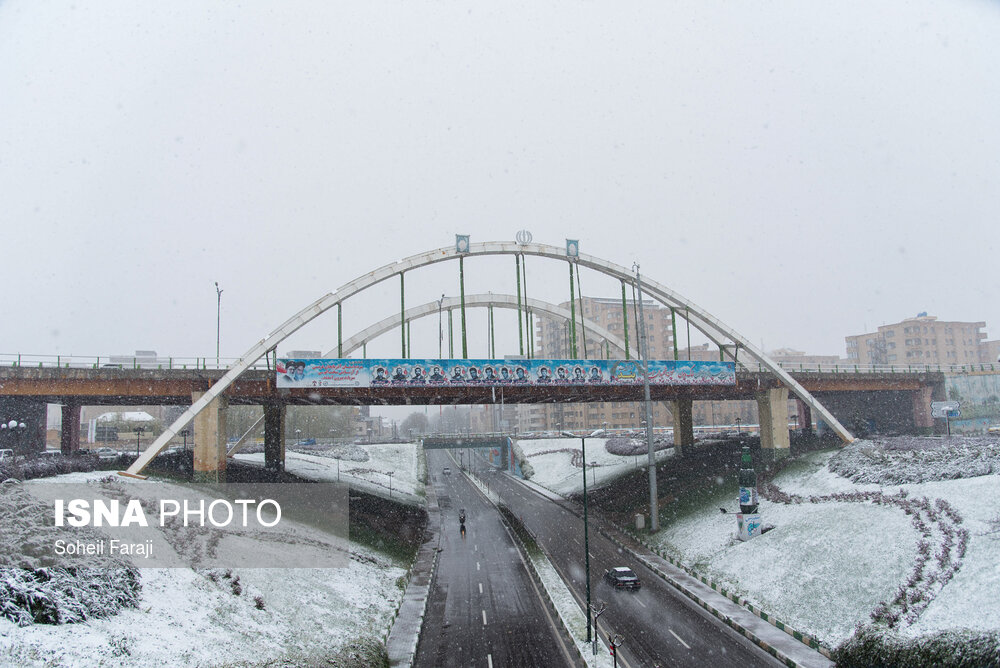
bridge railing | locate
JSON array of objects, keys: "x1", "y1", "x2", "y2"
[
  {"x1": 0, "y1": 353, "x2": 273, "y2": 371},
  {"x1": 736, "y1": 361, "x2": 998, "y2": 375},
  {"x1": 2, "y1": 353, "x2": 997, "y2": 376}
]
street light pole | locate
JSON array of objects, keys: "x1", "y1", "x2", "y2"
[
  {"x1": 634, "y1": 263, "x2": 658, "y2": 532},
  {"x1": 215, "y1": 281, "x2": 223, "y2": 367},
  {"x1": 562, "y1": 427, "x2": 604, "y2": 643}
]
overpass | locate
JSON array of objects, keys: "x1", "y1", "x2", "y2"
[{"x1": 0, "y1": 361, "x2": 949, "y2": 468}]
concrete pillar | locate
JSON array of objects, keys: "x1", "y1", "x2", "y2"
[
  {"x1": 263, "y1": 404, "x2": 286, "y2": 471},
  {"x1": 192, "y1": 391, "x2": 228, "y2": 482},
  {"x1": 795, "y1": 399, "x2": 813, "y2": 435},
  {"x1": 668, "y1": 399, "x2": 694, "y2": 456},
  {"x1": 756, "y1": 388, "x2": 790, "y2": 460},
  {"x1": 912, "y1": 386, "x2": 934, "y2": 432},
  {"x1": 60, "y1": 403, "x2": 81, "y2": 455}
]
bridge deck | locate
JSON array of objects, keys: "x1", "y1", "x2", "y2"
[{"x1": 0, "y1": 367, "x2": 944, "y2": 406}]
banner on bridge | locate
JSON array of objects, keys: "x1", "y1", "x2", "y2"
[{"x1": 276, "y1": 358, "x2": 736, "y2": 389}]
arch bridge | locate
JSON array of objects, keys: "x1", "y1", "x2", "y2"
[{"x1": 115, "y1": 240, "x2": 854, "y2": 481}]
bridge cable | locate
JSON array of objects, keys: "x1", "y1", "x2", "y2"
[
  {"x1": 575, "y1": 261, "x2": 588, "y2": 359},
  {"x1": 515, "y1": 254, "x2": 525, "y2": 356},
  {"x1": 459, "y1": 256, "x2": 468, "y2": 357},
  {"x1": 399, "y1": 273, "x2": 406, "y2": 358},
  {"x1": 620, "y1": 280, "x2": 630, "y2": 360},
  {"x1": 568, "y1": 261, "x2": 578, "y2": 358}
]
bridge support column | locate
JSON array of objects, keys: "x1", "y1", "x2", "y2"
[
  {"x1": 668, "y1": 399, "x2": 694, "y2": 456},
  {"x1": 912, "y1": 385, "x2": 934, "y2": 433},
  {"x1": 757, "y1": 388, "x2": 790, "y2": 461},
  {"x1": 263, "y1": 404, "x2": 286, "y2": 472},
  {"x1": 795, "y1": 399, "x2": 813, "y2": 435},
  {"x1": 60, "y1": 403, "x2": 81, "y2": 455},
  {"x1": 192, "y1": 391, "x2": 227, "y2": 482}
]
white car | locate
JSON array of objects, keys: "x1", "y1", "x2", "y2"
[
  {"x1": 0, "y1": 449, "x2": 13, "y2": 463},
  {"x1": 94, "y1": 447, "x2": 119, "y2": 460}
]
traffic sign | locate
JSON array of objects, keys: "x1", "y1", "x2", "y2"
[{"x1": 931, "y1": 401, "x2": 960, "y2": 418}]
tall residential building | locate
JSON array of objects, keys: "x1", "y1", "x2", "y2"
[
  {"x1": 523, "y1": 296, "x2": 678, "y2": 432},
  {"x1": 845, "y1": 314, "x2": 987, "y2": 366}
]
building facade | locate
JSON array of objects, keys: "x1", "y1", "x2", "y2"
[{"x1": 845, "y1": 314, "x2": 988, "y2": 366}]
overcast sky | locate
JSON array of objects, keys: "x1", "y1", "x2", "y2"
[{"x1": 2, "y1": 0, "x2": 998, "y2": 367}]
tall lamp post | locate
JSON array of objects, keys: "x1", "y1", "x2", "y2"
[
  {"x1": 134, "y1": 426, "x2": 145, "y2": 455},
  {"x1": 562, "y1": 427, "x2": 604, "y2": 643},
  {"x1": 215, "y1": 281, "x2": 223, "y2": 367}
]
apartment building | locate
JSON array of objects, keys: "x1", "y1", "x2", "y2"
[
  {"x1": 845, "y1": 314, "x2": 987, "y2": 366},
  {"x1": 521, "y1": 297, "x2": 677, "y2": 432}
]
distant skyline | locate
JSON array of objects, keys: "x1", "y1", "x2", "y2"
[{"x1": 2, "y1": 1, "x2": 998, "y2": 366}]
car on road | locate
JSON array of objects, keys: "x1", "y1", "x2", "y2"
[
  {"x1": 0, "y1": 449, "x2": 13, "y2": 463},
  {"x1": 988, "y1": 425, "x2": 1000, "y2": 436},
  {"x1": 442, "y1": 466, "x2": 451, "y2": 475},
  {"x1": 94, "y1": 447, "x2": 119, "y2": 460},
  {"x1": 604, "y1": 566, "x2": 641, "y2": 590},
  {"x1": 36, "y1": 450, "x2": 64, "y2": 460}
]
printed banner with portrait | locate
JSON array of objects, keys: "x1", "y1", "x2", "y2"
[{"x1": 276, "y1": 358, "x2": 736, "y2": 389}]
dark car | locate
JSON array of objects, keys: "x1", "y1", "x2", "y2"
[{"x1": 604, "y1": 567, "x2": 641, "y2": 590}]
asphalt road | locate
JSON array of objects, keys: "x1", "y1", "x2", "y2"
[
  {"x1": 414, "y1": 449, "x2": 577, "y2": 668},
  {"x1": 489, "y1": 469, "x2": 782, "y2": 668}
]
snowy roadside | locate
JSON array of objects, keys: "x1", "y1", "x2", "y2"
[
  {"x1": 0, "y1": 470, "x2": 409, "y2": 667},
  {"x1": 648, "y1": 440, "x2": 1000, "y2": 648},
  {"x1": 517, "y1": 437, "x2": 675, "y2": 496},
  {"x1": 236, "y1": 440, "x2": 424, "y2": 504}
]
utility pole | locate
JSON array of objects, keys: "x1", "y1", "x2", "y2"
[{"x1": 635, "y1": 263, "x2": 658, "y2": 532}]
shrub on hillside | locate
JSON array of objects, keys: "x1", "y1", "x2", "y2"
[
  {"x1": 834, "y1": 626, "x2": 1000, "y2": 668},
  {"x1": 0, "y1": 480, "x2": 142, "y2": 626},
  {"x1": 829, "y1": 436, "x2": 1000, "y2": 485}
]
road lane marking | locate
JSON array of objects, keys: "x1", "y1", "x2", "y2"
[
  {"x1": 482, "y1": 610, "x2": 487, "y2": 626},
  {"x1": 479, "y1": 582, "x2": 483, "y2": 594},
  {"x1": 477, "y1": 561, "x2": 481, "y2": 571},
  {"x1": 669, "y1": 629, "x2": 691, "y2": 649},
  {"x1": 635, "y1": 599, "x2": 647, "y2": 608},
  {"x1": 487, "y1": 654, "x2": 493, "y2": 668}
]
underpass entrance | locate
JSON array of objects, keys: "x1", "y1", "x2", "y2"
[{"x1": 421, "y1": 435, "x2": 520, "y2": 475}]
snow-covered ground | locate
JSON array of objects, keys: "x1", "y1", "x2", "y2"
[
  {"x1": 1, "y1": 470, "x2": 408, "y2": 667},
  {"x1": 236, "y1": 441, "x2": 425, "y2": 504},
  {"x1": 517, "y1": 437, "x2": 675, "y2": 496},
  {"x1": 648, "y1": 441, "x2": 1000, "y2": 648}
]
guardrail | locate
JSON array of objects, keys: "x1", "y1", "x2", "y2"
[
  {"x1": 1, "y1": 353, "x2": 997, "y2": 376},
  {"x1": 737, "y1": 361, "x2": 997, "y2": 374},
  {"x1": 0, "y1": 353, "x2": 272, "y2": 371}
]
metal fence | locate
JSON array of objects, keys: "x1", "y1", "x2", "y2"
[{"x1": 1, "y1": 352, "x2": 997, "y2": 376}]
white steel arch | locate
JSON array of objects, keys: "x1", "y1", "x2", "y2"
[
  {"x1": 323, "y1": 293, "x2": 637, "y2": 359},
  {"x1": 125, "y1": 241, "x2": 853, "y2": 477}
]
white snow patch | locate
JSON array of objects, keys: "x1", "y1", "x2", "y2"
[{"x1": 650, "y1": 445, "x2": 1000, "y2": 648}]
